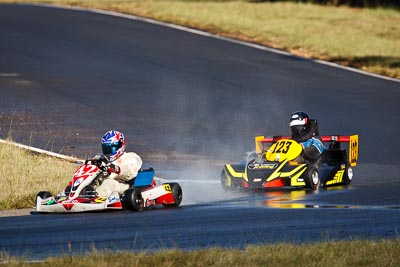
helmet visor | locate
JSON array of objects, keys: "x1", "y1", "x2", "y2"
[
  {"x1": 291, "y1": 125, "x2": 307, "y2": 138},
  {"x1": 102, "y1": 142, "x2": 121, "y2": 155}
]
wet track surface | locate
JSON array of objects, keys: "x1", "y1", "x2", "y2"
[{"x1": 0, "y1": 4, "x2": 399, "y2": 259}]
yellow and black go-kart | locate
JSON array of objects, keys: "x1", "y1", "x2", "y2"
[{"x1": 221, "y1": 132, "x2": 358, "y2": 191}]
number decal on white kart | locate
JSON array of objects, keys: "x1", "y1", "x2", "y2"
[
  {"x1": 271, "y1": 141, "x2": 292, "y2": 154},
  {"x1": 95, "y1": 197, "x2": 107, "y2": 203},
  {"x1": 164, "y1": 184, "x2": 172, "y2": 192},
  {"x1": 73, "y1": 165, "x2": 98, "y2": 180}
]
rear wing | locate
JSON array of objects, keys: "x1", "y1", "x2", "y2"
[{"x1": 255, "y1": 134, "x2": 359, "y2": 167}]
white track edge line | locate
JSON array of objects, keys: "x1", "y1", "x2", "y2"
[{"x1": 0, "y1": 138, "x2": 84, "y2": 164}]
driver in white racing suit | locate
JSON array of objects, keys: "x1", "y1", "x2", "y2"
[{"x1": 96, "y1": 130, "x2": 143, "y2": 197}]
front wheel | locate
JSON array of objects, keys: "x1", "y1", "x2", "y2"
[
  {"x1": 36, "y1": 191, "x2": 52, "y2": 201},
  {"x1": 164, "y1": 183, "x2": 183, "y2": 207},
  {"x1": 221, "y1": 169, "x2": 229, "y2": 190},
  {"x1": 36, "y1": 191, "x2": 52, "y2": 209},
  {"x1": 123, "y1": 188, "x2": 143, "y2": 211},
  {"x1": 305, "y1": 168, "x2": 319, "y2": 190}
]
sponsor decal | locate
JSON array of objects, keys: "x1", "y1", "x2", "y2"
[
  {"x1": 62, "y1": 199, "x2": 79, "y2": 204},
  {"x1": 253, "y1": 178, "x2": 262, "y2": 182},
  {"x1": 333, "y1": 170, "x2": 344, "y2": 183},
  {"x1": 73, "y1": 178, "x2": 84, "y2": 187},
  {"x1": 145, "y1": 199, "x2": 156, "y2": 207},
  {"x1": 107, "y1": 196, "x2": 119, "y2": 204},
  {"x1": 326, "y1": 170, "x2": 345, "y2": 185},
  {"x1": 248, "y1": 162, "x2": 278, "y2": 170}
]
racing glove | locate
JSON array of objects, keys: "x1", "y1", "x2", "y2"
[{"x1": 107, "y1": 163, "x2": 121, "y2": 175}]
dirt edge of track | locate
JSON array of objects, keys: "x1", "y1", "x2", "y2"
[{"x1": 0, "y1": 208, "x2": 32, "y2": 217}]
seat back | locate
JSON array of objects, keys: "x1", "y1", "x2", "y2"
[
  {"x1": 133, "y1": 168, "x2": 155, "y2": 187},
  {"x1": 323, "y1": 149, "x2": 347, "y2": 166}
]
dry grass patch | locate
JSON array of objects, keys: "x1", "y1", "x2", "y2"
[
  {"x1": 2, "y1": 239, "x2": 400, "y2": 266},
  {"x1": 0, "y1": 142, "x2": 76, "y2": 209}
]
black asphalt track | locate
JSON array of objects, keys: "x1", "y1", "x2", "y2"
[{"x1": 0, "y1": 4, "x2": 399, "y2": 260}]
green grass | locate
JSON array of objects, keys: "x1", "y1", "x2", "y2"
[
  {"x1": 0, "y1": 0, "x2": 399, "y2": 79},
  {"x1": 0, "y1": 141, "x2": 75, "y2": 209},
  {"x1": 2, "y1": 239, "x2": 400, "y2": 266}
]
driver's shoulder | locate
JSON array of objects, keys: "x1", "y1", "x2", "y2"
[
  {"x1": 311, "y1": 136, "x2": 323, "y2": 142},
  {"x1": 120, "y1": 151, "x2": 143, "y2": 163}
]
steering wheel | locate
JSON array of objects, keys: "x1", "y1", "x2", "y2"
[{"x1": 85, "y1": 154, "x2": 109, "y2": 171}]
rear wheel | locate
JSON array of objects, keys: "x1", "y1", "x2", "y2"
[
  {"x1": 123, "y1": 188, "x2": 143, "y2": 211},
  {"x1": 164, "y1": 183, "x2": 183, "y2": 207},
  {"x1": 343, "y1": 165, "x2": 353, "y2": 185},
  {"x1": 305, "y1": 168, "x2": 319, "y2": 190}
]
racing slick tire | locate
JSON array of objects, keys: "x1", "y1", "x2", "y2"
[
  {"x1": 220, "y1": 169, "x2": 230, "y2": 190},
  {"x1": 163, "y1": 183, "x2": 183, "y2": 207},
  {"x1": 343, "y1": 165, "x2": 354, "y2": 185},
  {"x1": 36, "y1": 191, "x2": 52, "y2": 201},
  {"x1": 220, "y1": 168, "x2": 241, "y2": 190},
  {"x1": 123, "y1": 188, "x2": 144, "y2": 211},
  {"x1": 305, "y1": 167, "x2": 320, "y2": 190}
]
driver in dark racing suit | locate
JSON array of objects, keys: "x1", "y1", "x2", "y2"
[{"x1": 289, "y1": 111, "x2": 325, "y2": 167}]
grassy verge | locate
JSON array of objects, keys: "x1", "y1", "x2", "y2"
[
  {"x1": 0, "y1": 141, "x2": 75, "y2": 210},
  {"x1": 0, "y1": 0, "x2": 399, "y2": 79},
  {"x1": 2, "y1": 239, "x2": 400, "y2": 266}
]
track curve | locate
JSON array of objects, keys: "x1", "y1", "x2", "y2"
[{"x1": 0, "y1": 4, "x2": 399, "y2": 260}]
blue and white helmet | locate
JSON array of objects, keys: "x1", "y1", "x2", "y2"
[{"x1": 101, "y1": 130, "x2": 126, "y2": 161}]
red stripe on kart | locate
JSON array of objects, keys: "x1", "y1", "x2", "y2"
[
  {"x1": 156, "y1": 193, "x2": 175, "y2": 205},
  {"x1": 264, "y1": 179, "x2": 285, "y2": 188},
  {"x1": 107, "y1": 201, "x2": 123, "y2": 208},
  {"x1": 62, "y1": 203, "x2": 74, "y2": 210},
  {"x1": 321, "y1": 136, "x2": 350, "y2": 142},
  {"x1": 260, "y1": 136, "x2": 351, "y2": 143},
  {"x1": 241, "y1": 180, "x2": 250, "y2": 188}
]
